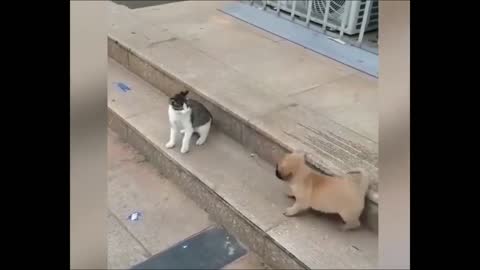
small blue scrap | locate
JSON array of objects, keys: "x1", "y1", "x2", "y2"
[
  {"x1": 116, "y1": 82, "x2": 131, "y2": 92},
  {"x1": 128, "y1": 211, "x2": 142, "y2": 221}
]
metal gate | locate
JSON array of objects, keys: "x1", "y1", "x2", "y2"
[{"x1": 244, "y1": 0, "x2": 378, "y2": 47}]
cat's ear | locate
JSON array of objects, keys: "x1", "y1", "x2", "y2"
[{"x1": 180, "y1": 90, "x2": 189, "y2": 97}]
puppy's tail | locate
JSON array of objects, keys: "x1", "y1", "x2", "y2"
[{"x1": 346, "y1": 168, "x2": 371, "y2": 195}]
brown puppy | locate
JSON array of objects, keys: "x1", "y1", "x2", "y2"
[{"x1": 275, "y1": 152, "x2": 370, "y2": 231}]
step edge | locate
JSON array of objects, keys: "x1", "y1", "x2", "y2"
[
  {"x1": 108, "y1": 107, "x2": 377, "y2": 269},
  {"x1": 108, "y1": 39, "x2": 379, "y2": 234},
  {"x1": 108, "y1": 108, "x2": 311, "y2": 269},
  {"x1": 108, "y1": 36, "x2": 379, "y2": 206}
]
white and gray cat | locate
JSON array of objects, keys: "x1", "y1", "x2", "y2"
[{"x1": 165, "y1": 91, "x2": 212, "y2": 154}]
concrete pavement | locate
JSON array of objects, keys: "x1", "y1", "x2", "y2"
[
  {"x1": 107, "y1": 0, "x2": 378, "y2": 198},
  {"x1": 108, "y1": 130, "x2": 267, "y2": 269},
  {"x1": 107, "y1": 59, "x2": 378, "y2": 269}
]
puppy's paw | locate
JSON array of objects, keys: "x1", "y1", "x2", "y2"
[
  {"x1": 283, "y1": 207, "x2": 298, "y2": 217},
  {"x1": 165, "y1": 141, "x2": 175, "y2": 149},
  {"x1": 340, "y1": 221, "x2": 361, "y2": 231},
  {"x1": 180, "y1": 147, "x2": 189, "y2": 154}
]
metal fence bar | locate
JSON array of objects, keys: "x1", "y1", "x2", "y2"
[
  {"x1": 357, "y1": 0, "x2": 373, "y2": 45},
  {"x1": 305, "y1": 0, "x2": 313, "y2": 26},
  {"x1": 290, "y1": 0, "x2": 297, "y2": 20},
  {"x1": 239, "y1": 0, "x2": 378, "y2": 52},
  {"x1": 276, "y1": 0, "x2": 281, "y2": 15},
  {"x1": 322, "y1": 0, "x2": 331, "y2": 32},
  {"x1": 339, "y1": 0, "x2": 352, "y2": 38},
  {"x1": 262, "y1": 0, "x2": 267, "y2": 10}
]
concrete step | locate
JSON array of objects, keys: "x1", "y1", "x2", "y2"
[
  {"x1": 107, "y1": 0, "x2": 378, "y2": 232},
  {"x1": 108, "y1": 130, "x2": 267, "y2": 269},
  {"x1": 108, "y1": 59, "x2": 377, "y2": 269}
]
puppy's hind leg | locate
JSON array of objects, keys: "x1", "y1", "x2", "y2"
[
  {"x1": 341, "y1": 219, "x2": 361, "y2": 231},
  {"x1": 339, "y1": 211, "x2": 362, "y2": 231}
]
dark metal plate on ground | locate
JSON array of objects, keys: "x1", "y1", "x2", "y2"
[
  {"x1": 131, "y1": 227, "x2": 247, "y2": 269},
  {"x1": 113, "y1": 1, "x2": 182, "y2": 9}
]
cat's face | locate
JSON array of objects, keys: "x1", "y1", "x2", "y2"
[{"x1": 170, "y1": 91, "x2": 189, "y2": 111}]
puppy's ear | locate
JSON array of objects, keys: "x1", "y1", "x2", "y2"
[
  {"x1": 291, "y1": 150, "x2": 306, "y2": 158},
  {"x1": 302, "y1": 152, "x2": 311, "y2": 166},
  {"x1": 180, "y1": 90, "x2": 189, "y2": 97}
]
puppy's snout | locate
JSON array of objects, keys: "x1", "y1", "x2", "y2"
[{"x1": 275, "y1": 164, "x2": 283, "y2": 180}]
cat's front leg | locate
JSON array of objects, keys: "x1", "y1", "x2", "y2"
[
  {"x1": 180, "y1": 127, "x2": 194, "y2": 154},
  {"x1": 165, "y1": 126, "x2": 178, "y2": 149}
]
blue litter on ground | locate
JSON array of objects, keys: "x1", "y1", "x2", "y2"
[{"x1": 116, "y1": 82, "x2": 131, "y2": 92}]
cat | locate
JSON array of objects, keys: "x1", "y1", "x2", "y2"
[{"x1": 165, "y1": 91, "x2": 212, "y2": 154}]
